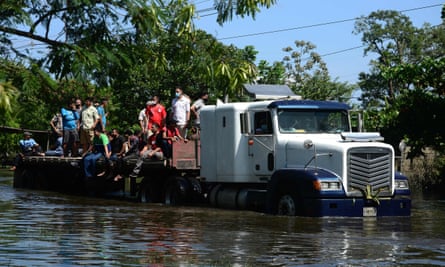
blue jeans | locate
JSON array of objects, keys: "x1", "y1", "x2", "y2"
[{"x1": 83, "y1": 152, "x2": 104, "y2": 178}]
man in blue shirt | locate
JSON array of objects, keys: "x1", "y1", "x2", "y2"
[
  {"x1": 61, "y1": 99, "x2": 80, "y2": 157},
  {"x1": 96, "y1": 99, "x2": 108, "y2": 132}
]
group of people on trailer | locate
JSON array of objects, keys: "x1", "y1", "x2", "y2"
[{"x1": 10, "y1": 86, "x2": 209, "y2": 183}]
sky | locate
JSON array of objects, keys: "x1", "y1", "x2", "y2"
[{"x1": 192, "y1": 0, "x2": 444, "y2": 84}]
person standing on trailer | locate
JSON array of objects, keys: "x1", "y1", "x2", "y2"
[
  {"x1": 96, "y1": 98, "x2": 108, "y2": 132},
  {"x1": 139, "y1": 101, "x2": 151, "y2": 141},
  {"x1": 190, "y1": 91, "x2": 208, "y2": 129},
  {"x1": 171, "y1": 87, "x2": 190, "y2": 139},
  {"x1": 61, "y1": 99, "x2": 80, "y2": 157},
  {"x1": 147, "y1": 95, "x2": 167, "y2": 131},
  {"x1": 80, "y1": 97, "x2": 100, "y2": 155}
]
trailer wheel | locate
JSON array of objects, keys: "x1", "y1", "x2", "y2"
[
  {"x1": 13, "y1": 167, "x2": 28, "y2": 188},
  {"x1": 165, "y1": 177, "x2": 189, "y2": 205},
  {"x1": 187, "y1": 177, "x2": 204, "y2": 203},
  {"x1": 277, "y1": 193, "x2": 297, "y2": 216},
  {"x1": 139, "y1": 180, "x2": 154, "y2": 203}
]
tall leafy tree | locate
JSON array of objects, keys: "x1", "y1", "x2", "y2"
[
  {"x1": 256, "y1": 60, "x2": 286, "y2": 85},
  {"x1": 353, "y1": 10, "x2": 423, "y2": 108},
  {"x1": 214, "y1": 0, "x2": 277, "y2": 25},
  {"x1": 0, "y1": 0, "x2": 276, "y2": 132},
  {"x1": 355, "y1": 8, "x2": 445, "y2": 161},
  {"x1": 282, "y1": 40, "x2": 354, "y2": 101}
]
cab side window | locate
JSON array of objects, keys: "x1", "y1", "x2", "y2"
[{"x1": 254, "y1": 112, "x2": 272, "y2": 134}]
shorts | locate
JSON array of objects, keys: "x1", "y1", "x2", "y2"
[
  {"x1": 63, "y1": 129, "x2": 79, "y2": 145},
  {"x1": 80, "y1": 128, "x2": 94, "y2": 146}
]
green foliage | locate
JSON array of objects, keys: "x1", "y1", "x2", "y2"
[
  {"x1": 355, "y1": 9, "x2": 445, "y2": 185},
  {"x1": 392, "y1": 90, "x2": 445, "y2": 159},
  {"x1": 257, "y1": 60, "x2": 286, "y2": 85},
  {"x1": 281, "y1": 40, "x2": 353, "y2": 101},
  {"x1": 214, "y1": 0, "x2": 277, "y2": 25},
  {"x1": 354, "y1": 10, "x2": 423, "y2": 108},
  {"x1": 381, "y1": 57, "x2": 445, "y2": 96},
  {"x1": 0, "y1": 0, "x2": 267, "y2": 134}
]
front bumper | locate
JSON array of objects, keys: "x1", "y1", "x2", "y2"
[{"x1": 302, "y1": 197, "x2": 411, "y2": 217}]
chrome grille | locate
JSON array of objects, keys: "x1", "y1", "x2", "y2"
[{"x1": 347, "y1": 147, "x2": 393, "y2": 197}]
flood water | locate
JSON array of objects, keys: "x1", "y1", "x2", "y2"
[{"x1": 1, "y1": 170, "x2": 445, "y2": 267}]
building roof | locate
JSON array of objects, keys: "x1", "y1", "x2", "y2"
[{"x1": 243, "y1": 84, "x2": 301, "y2": 100}]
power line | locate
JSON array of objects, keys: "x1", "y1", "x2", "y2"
[
  {"x1": 319, "y1": 45, "x2": 365, "y2": 58},
  {"x1": 217, "y1": 4, "x2": 443, "y2": 40},
  {"x1": 9, "y1": 3, "x2": 442, "y2": 64},
  {"x1": 219, "y1": 18, "x2": 357, "y2": 40}
]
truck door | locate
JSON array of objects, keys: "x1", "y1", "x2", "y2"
[{"x1": 249, "y1": 111, "x2": 274, "y2": 176}]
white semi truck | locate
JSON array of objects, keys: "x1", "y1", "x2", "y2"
[
  {"x1": 14, "y1": 98, "x2": 411, "y2": 216},
  {"x1": 194, "y1": 99, "x2": 411, "y2": 216}
]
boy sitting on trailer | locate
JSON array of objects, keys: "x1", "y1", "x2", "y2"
[
  {"x1": 82, "y1": 126, "x2": 111, "y2": 179},
  {"x1": 114, "y1": 123, "x2": 164, "y2": 181}
]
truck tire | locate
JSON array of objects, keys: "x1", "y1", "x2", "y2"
[
  {"x1": 165, "y1": 177, "x2": 189, "y2": 205},
  {"x1": 277, "y1": 193, "x2": 297, "y2": 216},
  {"x1": 266, "y1": 176, "x2": 303, "y2": 216}
]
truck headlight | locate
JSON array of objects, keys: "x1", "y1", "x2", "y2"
[
  {"x1": 395, "y1": 179, "x2": 409, "y2": 189},
  {"x1": 314, "y1": 180, "x2": 342, "y2": 191}
]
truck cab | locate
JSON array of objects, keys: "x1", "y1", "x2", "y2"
[{"x1": 199, "y1": 99, "x2": 411, "y2": 216}]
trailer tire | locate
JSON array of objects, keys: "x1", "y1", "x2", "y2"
[
  {"x1": 13, "y1": 167, "x2": 27, "y2": 188},
  {"x1": 139, "y1": 180, "x2": 154, "y2": 203},
  {"x1": 187, "y1": 177, "x2": 203, "y2": 203},
  {"x1": 165, "y1": 177, "x2": 189, "y2": 205}
]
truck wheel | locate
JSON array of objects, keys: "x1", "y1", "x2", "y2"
[
  {"x1": 165, "y1": 177, "x2": 189, "y2": 205},
  {"x1": 277, "y1": 193, "x2": 297, "y2": 216}
]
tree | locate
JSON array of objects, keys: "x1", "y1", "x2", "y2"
[
  {"x1": 282, "y1": 40, "x2": 354, "y2": 101},
  {"x1": 256, "y1": 60, "x2": 286, "y2": 85},
  {"x1": 0, "y1": 78, "x2": 18, "y2": 117},
  {"x1": 0, "y1": 0, "x2": 276, "y2": 82},
  {"x1": 379, "y1": 55, "x2": 445, "y2": 159},
  {"x1": 214, "y1": 0, "x2": 277, "y2": 25},
  {"x1": 354, "y1": 9, "x2": 445, "y2": 160},
  {"x1": 354, "y1": 10, "x2": 423, "y2": 108},
  {"x1": 0, "y1": 0, "x2": 276, "y2": 133}
]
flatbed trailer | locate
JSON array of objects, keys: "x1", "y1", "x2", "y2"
[{"x1": 13, "y1": 140, "x2": 202, "y2": 202}]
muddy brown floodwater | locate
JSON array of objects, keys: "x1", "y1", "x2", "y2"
[{"x1": 0, "y1": 171, "x2": 444, "y2": 266}]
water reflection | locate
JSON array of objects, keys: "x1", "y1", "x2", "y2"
[{"x1": 0, "y1": 172, "x2": 445, "y2": 266}]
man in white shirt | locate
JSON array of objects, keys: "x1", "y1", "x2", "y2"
[
  {"x1": 171, "y1": 86, "x2": 190, "y2": 138},
  {"x1": 138, "y1": 101, "x2": 151, "y2": 141},
  {"x1": 191, "y1": 91, "x2": 209, "y2": 128}
]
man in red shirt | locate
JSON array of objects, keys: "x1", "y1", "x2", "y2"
[
  {"x1": 162, "y1": 119, "x2": 184, "y2": 158},
  {"x1": 146, "y1": 95, "x2": 167, "y2": 133}
]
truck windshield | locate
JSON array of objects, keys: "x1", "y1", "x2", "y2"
[{"x1": 277, "y1": 109, "x2": 350, "y2": 133}]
